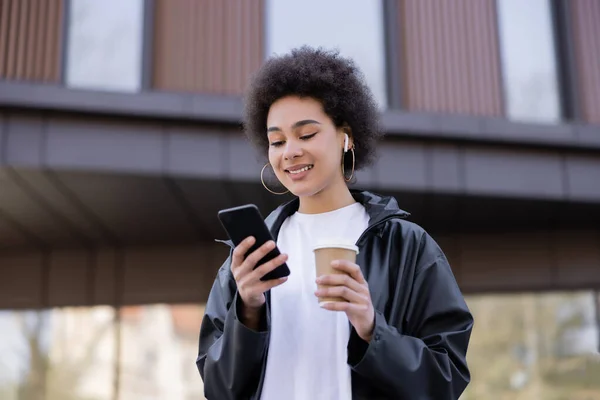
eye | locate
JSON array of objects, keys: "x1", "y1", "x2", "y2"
[
  {"x1": 270, "y1": 141, "x2": 284, "y2": 147},
  {"x1": 300, "y1": 132, "x2": 317, "y2": 141}
]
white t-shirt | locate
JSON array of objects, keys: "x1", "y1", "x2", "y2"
[{"x1": 260, "y1": 202, "x2": 370, "y2": 400}]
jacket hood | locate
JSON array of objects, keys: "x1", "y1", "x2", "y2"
[{"x1": 264, "y1": 190, "x2": 410, "y2": 238}]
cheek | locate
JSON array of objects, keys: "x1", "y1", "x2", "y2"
[
  {"x1": 318, "y1": 147, "x2": 342, "y2": 173},
  {"x1": 267, "y1": 147, "x2": 278, "y2": 165},
  {"x1": 268, "y1": 149, "x2": 284, "y2": 174}
]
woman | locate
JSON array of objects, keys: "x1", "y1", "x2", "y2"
[{"x1": 197, "y1": 47, "x2": 473, "y2": 400}]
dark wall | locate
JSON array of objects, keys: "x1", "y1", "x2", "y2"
[
  {"x1": 0, "y1": 243, "x2": 229, "y2": 309},
  {"x1": 1, "y1": 230, "x2": 599, "y2": 309}
]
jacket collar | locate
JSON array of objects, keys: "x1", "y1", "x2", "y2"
[{"x1": 264, "y1": 190, "x2": 410, "y2": 239}]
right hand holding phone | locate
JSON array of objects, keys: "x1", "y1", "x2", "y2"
[{"x1": 230, "y1": 236, "x2": 288, "y2": 313}]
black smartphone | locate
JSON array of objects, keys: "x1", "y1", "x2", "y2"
[{"x1": 217, "y1": 204, "x2": 290, "y2": 281}]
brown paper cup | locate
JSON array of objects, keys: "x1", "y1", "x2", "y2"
[{"x1": 313, "y1": 242, "x2": 359, "y2": 306}]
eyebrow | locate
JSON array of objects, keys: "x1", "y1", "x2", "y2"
[{"x1": 267, "y1": 119, "x2": 321, "y2": 133}]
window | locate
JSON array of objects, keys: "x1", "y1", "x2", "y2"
[
  {"x1": 265, "y1": 0, "x2": 388, "y2": 108},
  {"x1": 496, "y1": 0, "x2": 561, "y2": 123},
  {"x1": 0, "y1": 304, "x2": 207, "y2": 400},
  {"x1": 65, "y1": 0, "x2": 144, "y2": 92},
  {"x1": 0, "y1": 307, "x2": 116, "y2": 400},
  {"x1": 462, "y1": 291, "x2": 600, "y2": 399}
]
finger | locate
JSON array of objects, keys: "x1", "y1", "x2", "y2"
[
  {"x1": 320, "y1": 301, "x2": 368, "y2": 313},
  {"x1": 256, "y1": 276, "x2": 288, "y2": 293},
  {"x1": 317, "y1": 273, "x2": 364, "y2": 294},
  {"x1": 332, "y1": 260, "x2": 366, "y2": 284},
  {"x1": 242, "y1": 240, "x2": 277, "y2": 272},
  {"x1": 250, "y1": 253, "x2": 288, "y2": 281},
  {"x1": 315, "y1": 286, "x2": 367, "y2": 304},
  {"x1": 231, "y1": 236, "x2": 256, "y2": 270}
]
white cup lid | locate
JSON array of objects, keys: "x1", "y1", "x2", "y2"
[{"x1": 312, "y1": 239, "x2": 359, "y2": 254}]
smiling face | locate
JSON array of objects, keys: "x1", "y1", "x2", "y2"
[{"x1": 266, "y1": 96, "x2": 351, "y2": 199}]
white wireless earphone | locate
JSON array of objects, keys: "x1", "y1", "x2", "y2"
[{"x1": 344, "y1": 133, "x2": 349, "y2": 153}]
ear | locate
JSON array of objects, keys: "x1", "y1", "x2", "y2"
[{"x1": 341, "y1": 125, "x2": 354, "y2": 152}]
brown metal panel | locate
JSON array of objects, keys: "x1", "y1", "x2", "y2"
[
  {"x1": 400, "y1": 0, "x2": 502, "y2": 116},
  {"x1": 14, "y1": 0, "x2": 27, "y2": 79},
  {"x1": 436, "y1": 0, "x2": 450, "y2": 113},
  {"x1": 193, "y1": 0, "x2": 203, "y2": 91},
  {"x1": 485, "y1": 0, "x2": 503, "y2": 115},
  {"x1": 43, "y1": 0, "x2": 56, "y2": 81},
  {"x1": 173, "y1": 0, "x2": 184, "y2": 90},
  {"x1": 471, "y1": 0, "x2": 487, "y2": 115},
  {"x1": 207, "y1": 0, "x2": 219, "y2": 93},
  {"x1": 0, "y1": 0, "x2": 62, "y2": 82},
  {"x1": 0, "y1": 0, "x2": 11, "y2": 77},
  {"x1": 217, "y1": 0, "x2": 226, "y2": 93},
  {"x1": 244, "y1": 0, "x2": 257, "y2": 95},
  {"x1": 224, "y1": 0, "x2": 238, "y2": 94},
  {"x1": 5, "y1": 0, "x2": 18, "y2": 79},
  {"x1": 233, "y1": 0, "x2": 244, "y2": 94},
  {"x1": 423, "y1": 0, "x2": 433, "y2": 111},
  {"x1": 32, "y1": 0, "x2": 47, "y2": 80},
  {"x1": 25, "y1": 0, "x2": 38, "y2": 80},
  {"x1": 151, "y1": 0, "x2": 165, "y2": 89},
  {"x1": 471, "y1": 0, "x2": 486, "y2": 114},
  {"x1": 153, "y1": 0, "x2": 263, "y2": 94},
  {"x1": 464, "y1": 1, "x2": 478, "y2": 115},
  {"x1": 239, "y1": 0, "x2": 249, "y2": 94},
  {"x1": 587, "y1": 0, "x2": 600, "y2": 123},
  {"x1": 223, "y1": 0, "x2": 233, "y2": 94},
  {"x1": 180, "y1": 0, "x2": 191, "y2": 91},
  {"x1": 445, "y1": 0, "x2": 458, "y2": 113},
  {"x1": 52, "y1": 0, "x2": 63, "y2": 82},
  {"x1": 250, "y1": 0, "x2": 264, "y2": 92},
  {"x1": 572, "y1": 0, "x2": 600, "y2": 124},
  {"x1": 202, "y1": 0, "x2": 214, "y2": 92},
  {"x1": 400, "y1": 0, "x2": 415, "y2": 109}
]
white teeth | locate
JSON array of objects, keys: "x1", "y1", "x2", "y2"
[{"x1": 288, "y1": 165, "x2": 313, "y2": 174}]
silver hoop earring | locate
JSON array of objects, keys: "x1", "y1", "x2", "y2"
[
  {"x1": 341, "y1": 148, "x2": 355, "y2": 182},
  {"x1": 261, "y1": 163, "x2": 289, "y2": 195}
]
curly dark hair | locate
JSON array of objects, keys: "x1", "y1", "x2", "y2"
[{"x1": 243, "y1": 46, "x2": 382, "y2": 170}]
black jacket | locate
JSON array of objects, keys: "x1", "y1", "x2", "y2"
[{"x1": 197, "y1": 191, "x2": 473, "y2": 399}]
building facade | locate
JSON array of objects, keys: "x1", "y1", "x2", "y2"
[{"x1": 1, "y1": 0, "x2": 599, "y2": 399}]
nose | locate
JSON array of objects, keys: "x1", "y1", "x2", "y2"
[{"x1": 283, "y1": 140, "x2": 302, "y2": 160}]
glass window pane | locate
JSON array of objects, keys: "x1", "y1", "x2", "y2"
[
  {"x1": 119, "y1": 304, "x2": 207, "y2": 400},
  {"x1": 0, "y1": 307, "x2": 116, "y2": 400},
  {"x1": 65, "y1": 0, "x2": 144, "y2": 92},
  {"x1": 265, "y1": 0, "x2": 388, "y2": 108},
  {"x1": 496, "y1": 0, "x2": 562, "y2": 123},
  {"x1": 462, "y1": 291, "x2": 600, "y2": 399}
]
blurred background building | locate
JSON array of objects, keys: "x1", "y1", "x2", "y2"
[{"x1": 0, "y1": 0, "x2": 599, "y2": 399}]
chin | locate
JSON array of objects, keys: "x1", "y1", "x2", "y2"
[{"x1": 285, "y1": 180, "x2": 325, "y2": 199}]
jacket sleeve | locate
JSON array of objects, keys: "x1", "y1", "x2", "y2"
[
  {"x1": 347, "y1": 235, "x2": 473, "y2": 400},
  {"x1": 196, "y1": 256, "x2": 270, "y2": 400}
]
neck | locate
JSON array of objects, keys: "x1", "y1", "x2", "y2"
[{"x1": 297, "y1": 179, "x2": 356, "y2": 214}]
